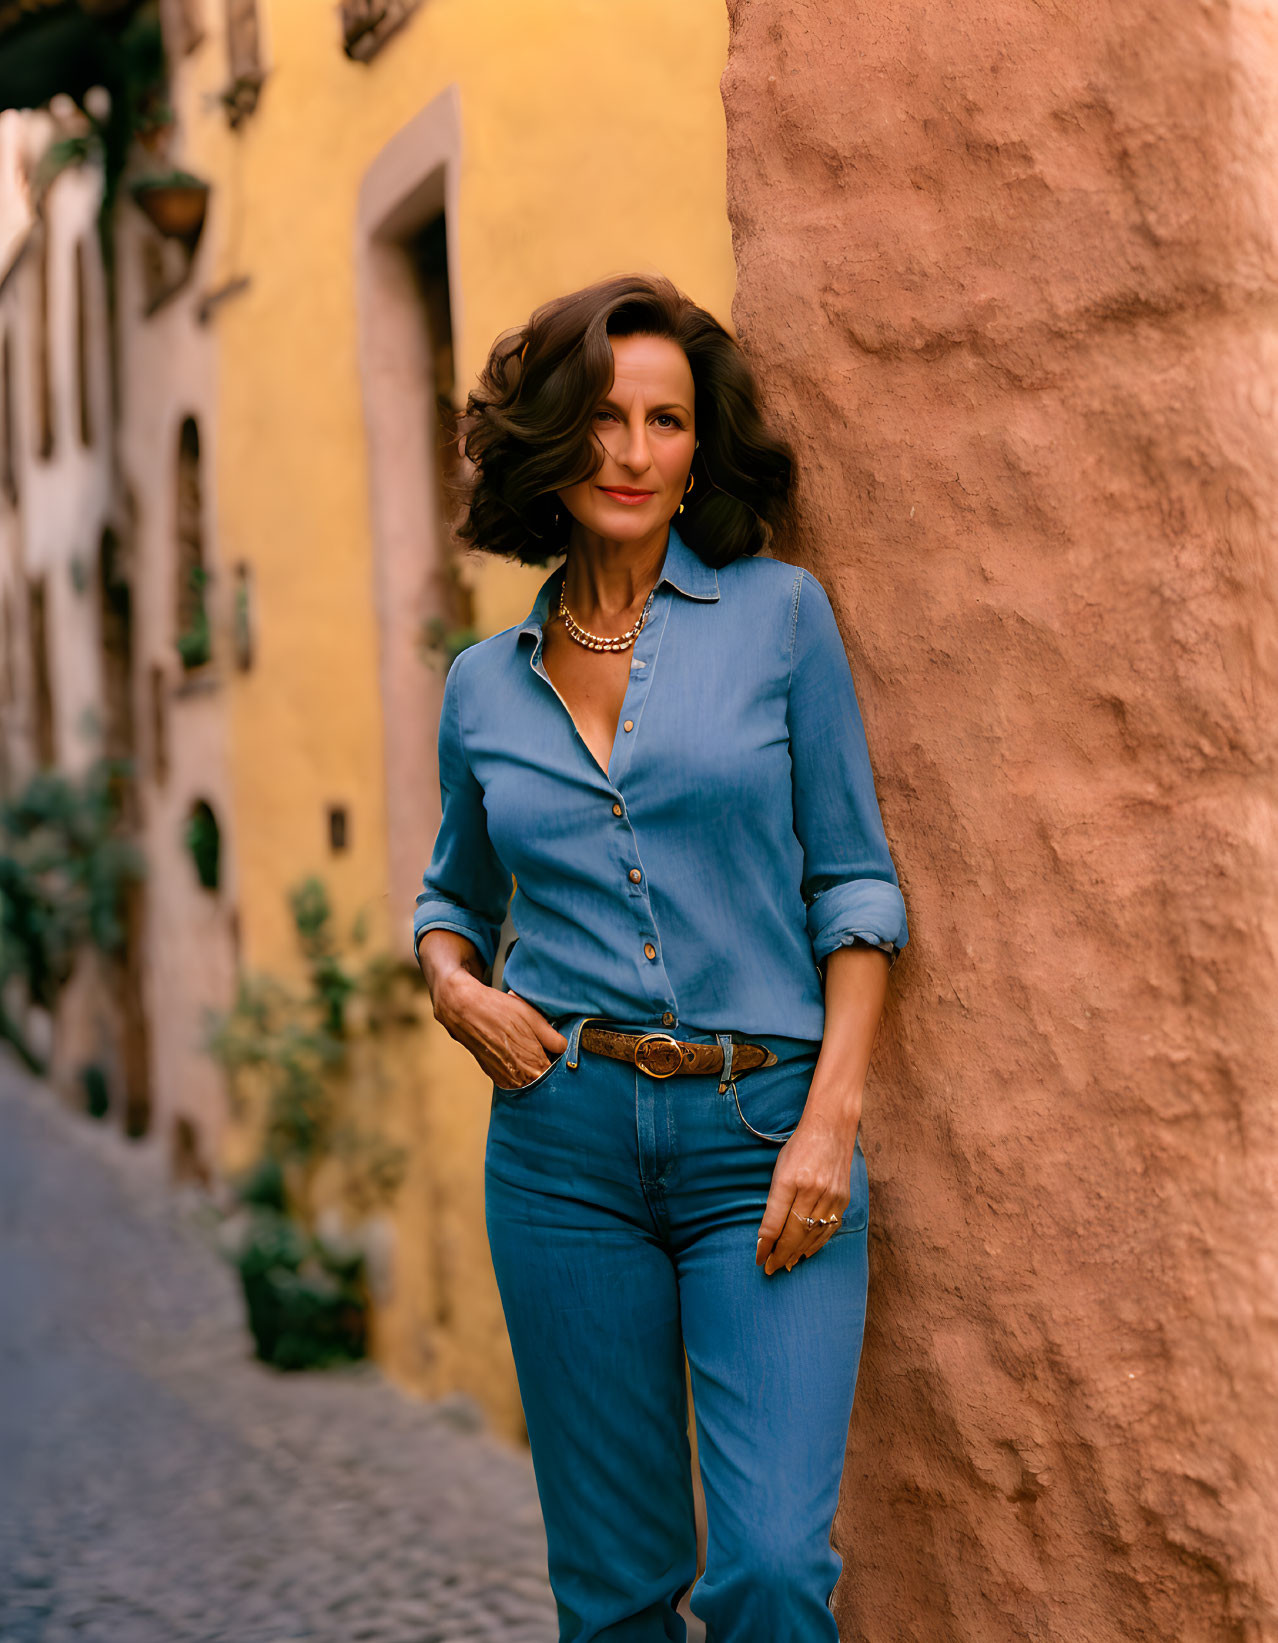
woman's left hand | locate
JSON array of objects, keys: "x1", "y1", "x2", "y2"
[
  {"x1": 754, "y1": 943, "x2": 888, "y2": 1274},
  {"x1": 755, "y1": 1112, "x2": 857, "y2": 1275}
]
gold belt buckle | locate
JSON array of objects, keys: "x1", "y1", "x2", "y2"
[{"x1": 633, "y1": 1032, "x2": 684, "y2": 1078}]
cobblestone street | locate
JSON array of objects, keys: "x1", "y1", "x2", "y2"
[{"x1": 0, "y1": 1053, "x2": 560, "y2": 1643}]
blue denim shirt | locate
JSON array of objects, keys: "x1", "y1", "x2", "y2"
[{"x1": 413, "y1": 522, "x2": 908, "y2": 1040}]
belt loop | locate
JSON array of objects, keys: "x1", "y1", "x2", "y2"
[
  {"x1": 566, "y1": 1015, "x2": 599, "y2": 1071},
  {"x1": 715, "y1": 1031, "x2": 734, "y2": 1094}
]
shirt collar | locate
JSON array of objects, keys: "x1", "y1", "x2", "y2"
[{"x1": 517, "y1": 520, "x2": 720, "y2": 643}]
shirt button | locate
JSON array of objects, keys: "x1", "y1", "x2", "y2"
[
  {"x1": 612, "y1": 802, "x2": 623, "y2": 816},
  {"x1": 644, "y1": 942, "x2": 656, "y2": 961},
  {"x1": 628, "y1": 868, "x2": 642, "y2": 884},
  {"x1": 623, "y1": 719, "x2": 634, "y2": 732},
  {"x1": 662, "y1": 1011, "x2": 675, "y2": 1026}
]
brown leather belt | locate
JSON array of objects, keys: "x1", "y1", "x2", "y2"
[{"x1": 578, "y1": 1025, "x2": 778, "y2": 1081}]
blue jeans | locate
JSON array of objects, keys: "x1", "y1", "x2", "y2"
[{"x1": 483, "y1": 1013, "x2": 871, "y2": 1643}]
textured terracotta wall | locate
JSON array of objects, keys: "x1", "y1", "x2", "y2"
[{"x1": 722, "y1": 4, "x2": 1278, "y2": 1639}]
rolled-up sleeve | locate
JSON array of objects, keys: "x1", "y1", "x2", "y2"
[
  {"x1": 412, "y1": 652, "x2": 512, "y2": 970},
  {"x1": 786, "y1": 568, "x2": 909, "y2": 967}
]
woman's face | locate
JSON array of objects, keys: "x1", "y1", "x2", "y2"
[{"x1": 557, "y1": 333, "x2": 696, "y2": 541}]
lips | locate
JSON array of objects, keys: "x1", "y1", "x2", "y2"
[{"x1": 598, "y1": 486, "x2": 654, "y2": 505}]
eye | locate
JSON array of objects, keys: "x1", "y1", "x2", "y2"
[
  {"x1": 654, "y1": 413, "x2": 682, "y2": 429},
  {"x1": 593, "y1": 409, "x2": 618, "y2": 422}
]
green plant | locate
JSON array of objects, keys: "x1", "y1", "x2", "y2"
[
  {"x1": 176, "y1": 565, "x2": 211, "y2": 670},
  {"x1": 130, "y1": 166, "x2": 206, "y2": 192},
  {"x1": 0, "y1": 758, "x2": 145, "y2": 1071},
  {"x1": 234, "y1": 1152, "x2": 288, "y2": 1212},
  {"x1": 231, "y1": 1206, "x2": 367, "y2": 1370},
  {"x1": 184, "y1": 802, "x2": 220, "y2": 891},
  {"x1": 217, "y1": 71, "x2": 266, "y2": 126},
  {"x1": 135, "y1": 97, "x2": 175, "y2": 139},
  {"x1": 233, "y1": 574, "x2": 253, "y2": 669},
  {"x1": 205, "y1": 876, "x2": 421, "y2": 1368},
  {"x1": 34, "y1": 134, "x2": 95, "y2": 191}
]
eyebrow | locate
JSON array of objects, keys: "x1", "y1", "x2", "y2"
[{"x1": 597, "y1": 397, "x2": 691, "y2": 416}]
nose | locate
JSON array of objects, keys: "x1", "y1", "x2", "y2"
[{"x1": 616, "y1": 414, "x2": 653, "y2": 473}]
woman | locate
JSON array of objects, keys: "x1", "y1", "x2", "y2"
[{"x1": 413, "y1": 273, "x2": 909, "y2": 1643}]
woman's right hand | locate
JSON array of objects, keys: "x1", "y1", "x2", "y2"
[{"x1": 433, "y1": 967, "x2": 568, "y2": 1089}]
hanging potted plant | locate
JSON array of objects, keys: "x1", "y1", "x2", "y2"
[{"x1": 129, "y1": 167, "x2": 209, "y2": 246}]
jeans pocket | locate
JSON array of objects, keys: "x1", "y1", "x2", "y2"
[
  {"x1": 728, "y1": 1063, "x2": 871, "y2": 1233},
  {"x1": 724, "y1": 1050, "x2": 818, "y2": 1144},
  {"x1": 492, "y1": 1043, "x2": 569, "y2": 1099}
]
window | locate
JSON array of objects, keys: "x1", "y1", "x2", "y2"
[
  {"x1": 1, "y1": 329, "x2": 16, "y2": 505},
  {"x1": 224, "y1": 0, "x2": 265, "y2": 124},
  {"x1": 74, "y1": 238, "x2": 92, "y2": 448},
  {"x1": 150, "y1": 662, "x2": 169, "y2": 784},
  {"x1": 175, "y1": 416, "x2": 211, "y2": 669},
  {"x1": 340, "y1": 0, "x2": 422, "y2": 62},
  {"x1": 169, "y1": 0, "x2": 205, "y2": 55},
  {"x1": 185, "y1": 798, "x2": 221, "y2": 891},
  {"x1": 35, "y1": 224, "x2": 53, "y2": 461},
  {"x1": 1, "y1": 592, "x2": 13, "y2": 706},
  {"x1": 233, "y1": 560, "x2": 254, "y2": 670},
  {"x1": 99, "y1": 528, "x2": 135, "y2": 762},
  {"x1": 28, "y1": 577, "x2": 54, "y2": 767}
]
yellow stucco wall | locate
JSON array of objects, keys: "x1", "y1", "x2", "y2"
[{"x1": 182, "y1": 0, "x2": 735, "y2": 1437}]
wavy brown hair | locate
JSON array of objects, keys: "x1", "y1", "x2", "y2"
[{"x1": 446, "y1": 273, "x2": 795, "y2": 568}]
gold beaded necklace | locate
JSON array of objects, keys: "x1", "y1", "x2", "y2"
[{"x1": 558, "y1": 570, "x2": 658, "y2": 654}]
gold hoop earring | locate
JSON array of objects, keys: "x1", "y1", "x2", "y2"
[{"x1": 678, "y1": 470, "x2": 695, "y2": 515}]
